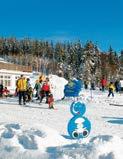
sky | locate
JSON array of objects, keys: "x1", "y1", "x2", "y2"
[{"x1": 0, "y1": 0, "x2": 122, "y2": 52}]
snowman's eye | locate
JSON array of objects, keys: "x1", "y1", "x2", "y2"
[
  {"x1": 72, "y1": 131, "x2": 79, "y2": 138},
  {"x1": 83, "y1": 130, "x2": 89, "y2": 137}
]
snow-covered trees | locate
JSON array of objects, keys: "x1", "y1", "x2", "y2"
[{"x1": 0, "y1": 37, "x2": 122, "y2": 81}]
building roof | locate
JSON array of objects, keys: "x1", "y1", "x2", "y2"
[{"x1": 0, "y1": 69, "x2": 32, "y2": 76}]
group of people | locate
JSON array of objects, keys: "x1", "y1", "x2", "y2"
[
  {"x1": 34, "y1": 76, "x2": 54, "y2": 108},
  {"x1": 0, "y1": 74, "x2": 122, "y2": 106},
  {"x1": 16, "y1": 74, "x2": 54, "y2": 109},
  {"x1": 101, "y1": 77, "x2": 122, "y2": 97},
  {"x1": 84, "y1": 77, "x2": 122, "y2": 97}
]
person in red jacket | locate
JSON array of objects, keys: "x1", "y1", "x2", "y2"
[
  {"x1": 48, "y1": 93, "x2": 54, "y2": 109},
  {"x1": 3, "y1": 87, "x2": 10, "y2": 97},
  {"x1": 100, "y1": 77, "x2": 107, "y2": 91},
  {"x1": 40, "y1": 77, "x2": 50, "y2": 103}
]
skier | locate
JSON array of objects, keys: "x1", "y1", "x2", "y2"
[
  {"x1": 108, "y1": 82, "x2": 115, "y2": 97},
  {"x1": 90, "y1": 81, "x2": 95, "y2": 90},
  {"x1": 0, "y1": 82, "x2": 3, "y2": 97},
  {"x1": 40, "y1": 77, "x2": 50, "y2": 103},
  {"x1": 26, "y1": 78, "x2": 33, "y2": 102},
  {"x1": 26, "y1": 86, "x2": 33, "y2": 102},
  {"x1": 34, "y1": 80, "x2": 42, "y2": 100},
  {"x1": 100, "y1": 77, "x2": 107, "y2": 91},
  {"x1": 17, "y1": 75, "x2": 27, "y2": 105},
  {"x1": 39, "y1": 74, "x2": 46, "y2": 83},
  {"x1": 47, "y1": 93, "x2": 54, "y2": 109},
  {"x1": 15, "y1": 78, "x2": 19, "y2": 96},
  {"x1": 3, "y1": 87, "x2": 10, "y2": 97},
  {"x1": 114, "y1": 80, "x2": 121, "y2": 93},
  {"x1": 84, "y1": 80, "x2": 89, "y2": 89}
]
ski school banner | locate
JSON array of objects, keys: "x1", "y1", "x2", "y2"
[{"x1": 64, "y1": 79, "x2": 83, "y2": 97}]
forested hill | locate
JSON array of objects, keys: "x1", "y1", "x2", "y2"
[{"x1": 0, "y1": 38, "x2": 123, "y2": 82}]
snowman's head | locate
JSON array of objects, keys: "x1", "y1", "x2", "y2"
[{"x1": 70, "y1": 102, "x2": 86, "y2": 116}]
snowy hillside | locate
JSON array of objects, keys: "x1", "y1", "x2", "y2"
[{"x1": 0, "y1": 75, "x2": 123, "y2": 159}]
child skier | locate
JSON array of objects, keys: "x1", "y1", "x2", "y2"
[
  {"x1": 47, "y1": 93, "x2": 54, "y2": 109},
  {"x1": 3, "y1": 87, "x2": 10, "y2": 97},
  {"x1": 26, "y1": 86, "x2": 33, "y2": 102},
  {"x1": 108, "y1": 82, "x2": 115, "y2": 97}
]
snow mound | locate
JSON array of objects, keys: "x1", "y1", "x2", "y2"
[
  {"x1": 29, "y1": 74, "x2": 68, "y2": 101},
  {"x1": 49, "y1": 135, "x2": 123, "y2": 159},
  {"x1": 49, "y1": 74, "x2": 68, "y2": 101},
  {"x1": 0, "y1": 123, "x2": 123, "y2": 159},
  {"x1": 0, "y1": 123, "x2": 68, "y2": 159}
]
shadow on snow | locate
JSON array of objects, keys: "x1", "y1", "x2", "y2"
[{"x1": 102, "y1": 116, "x2": 123, "y2": 125}]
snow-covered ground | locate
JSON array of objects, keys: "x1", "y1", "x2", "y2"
[{"x1": 0, "y1": 75, "x2": 123, "y2": 159}]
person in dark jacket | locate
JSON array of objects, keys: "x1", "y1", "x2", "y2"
[
  {"x1": 34, "y1": 80, "x2": 42, "y2": 100},
  {"x1": 84, "y1": 80, "x2": 89, "y2": 89},
  {"x1": 0, "y1": 82, "x2": 3, "y2": 97},
  {"x1": 114, "y1": 80, "x2": 121, "y2": 92}
]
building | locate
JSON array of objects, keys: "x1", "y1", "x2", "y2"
[
  {"x1": 0, "y1": 69, "x2": 32, "y2": 93},
  {"x1": 0, "y1": 58, "x2": 33, "y2": 93}
]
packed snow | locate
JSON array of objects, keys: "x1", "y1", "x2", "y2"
[{"x1": 0, "y1": 74, "x2": 123, "y2": 159}]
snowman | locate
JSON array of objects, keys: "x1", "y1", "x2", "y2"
[{"x1": 68, "y1": 101, "x2": 91, "y2": 139}]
